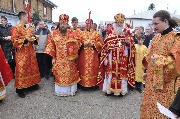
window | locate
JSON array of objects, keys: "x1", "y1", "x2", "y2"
[{"x1": 43, "y1": 5, "x2": 47, "y2": 16}]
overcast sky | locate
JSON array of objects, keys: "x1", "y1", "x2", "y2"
[{"x1": 51, "y1": 0, "x2": 180, "y2": 24}]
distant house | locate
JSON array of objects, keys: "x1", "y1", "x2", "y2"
[
  {"x1": 0, "y1": 0, "x2": 57, "y2": 28},
  {"x1": 126, "y1": 10, "x2": 180, "y2": 29},
  {"x1": 126, "y1": 10, "x2": 157, "y2": 29},
  {"x1": 102, "y1": 10, "x2": 180, "y2": 30}
]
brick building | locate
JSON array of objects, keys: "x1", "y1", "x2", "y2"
[{"x1": 0, "y1": 0, "x2": 57, "y2": 28}]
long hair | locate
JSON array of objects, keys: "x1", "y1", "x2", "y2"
[{"x1": 153, "y1": 10, "x2": 178, "y2": 28}]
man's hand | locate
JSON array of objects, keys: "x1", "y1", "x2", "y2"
[
  {"x1": 6, "y1": 36, "x2": 11, "y2": 40},
  {"x1": 142, "y1": 66, "x2": 146, "y2": 70},
  {"x1": 151, "y1": 54, "x2": 156, "y2": 63},
  {"x1": 3, "y1": 37, "x2": 8, "y2": 40},
  {"x1": 125, "y1": 37, "x2": 130, "y2": 44},
  {"x1": 84, "y1": 41, "x2": 89, "y2": 46},
  {"x1": 35, "y1": 35, "x2": 39, "y2": 41},
  {"x1": 52, "y1": 59, "x2": 56, "y2": 65},
  {"x1": 7, "y1": 36, "x2": 11, "y2": 40},
  {"x1": 4, "y1": 36, "x2": 11, "y2": 41},
  {"x1": 27, "y1": 37, "x2": 36, "y2": 42},
  {"x1": 142, "y1": 73, "x2": 147, "y2": 81}
]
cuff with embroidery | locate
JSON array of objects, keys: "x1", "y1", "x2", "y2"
[{"x1": 154, "y1": 54, "x2": 168, "y2": 66}]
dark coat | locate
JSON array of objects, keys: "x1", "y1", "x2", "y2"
[
  {"x1": 102, "y1": 30, "x2": 107, "y2": 41},
  {"x1": 144, "y1": 33, "x2": 155, "y2": 48},
  {"x1": 0, "y1": 24, "x2": 15, "y2": 61},
  {"x1": 133, "y1": 36, "x2": 138, "y2": 44}
]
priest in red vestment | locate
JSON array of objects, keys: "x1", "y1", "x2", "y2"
[
  {"x1": 78, "y1": 18, "x2": 103, "y2": 89},
  {"x1": 45, "y1": 14, "x2": 81, "y2": 96},
  {"x1": 98, "y1": 13, "x2": 135, "y2": 96},
  {"x1": 11, "y1": 12, "x2": 41, "y2": 98}
]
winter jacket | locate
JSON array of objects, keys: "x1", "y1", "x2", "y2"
[
  {"x1": 0, "y1": 24, "x2": 15, "y2": 61},
  {"x1": 35, "y1": 28, "x2": 50, "y2": 53}
]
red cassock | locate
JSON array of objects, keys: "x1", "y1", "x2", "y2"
[
  {"x1": 11, "y1": 24, "x2": 41, "y2": 89},
  {"x1": 78, "y1": 30, "x2": 103, "y2": 87},
  {"x1": 0, "y1": 46, "x2": 13, "y2": 86}
]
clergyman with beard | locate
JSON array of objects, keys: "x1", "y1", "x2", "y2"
[
  {"x1": 45, "y1": 14, "x2": 81, "y2": 97},
  {"x1": 98, "y1": 13, "x2": 136, "y2": 96}
]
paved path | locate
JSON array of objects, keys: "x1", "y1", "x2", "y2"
[{"x1": 0, "y1": 78, "x2": 143, "y2": 119}]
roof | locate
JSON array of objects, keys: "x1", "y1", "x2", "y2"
[
  {"x1": 42, "y1": 0, "x2": 58, "y2": 8},
  {"x1": 0, "y1": 8, "x2": 18, "y2": 16},
  {"x1": 127, "y1": 10, "x2": 180, "y2": 20},
  {"x1": 127, "y1": 10, "x2": 157, "y2": 20}
]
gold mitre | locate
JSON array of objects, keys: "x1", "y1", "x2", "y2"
[{"x1": 114, "y1": 13, "x2": 125, "y2": 23}]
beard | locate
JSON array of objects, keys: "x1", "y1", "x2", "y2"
[
  {"x1": 146, "y1": 32, "x2": 150, "y2": 36},
  {"x1": 113, "y1": 25, "x2": 123, "y2": 35},
  {"x1": 60, "y1": 28, "x2": 67, "y2": 34}
]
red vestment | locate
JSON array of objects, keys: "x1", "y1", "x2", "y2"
[
  {"x1": 140, "y1": 31, "x2": 180, "y2": 119},
  {"x1": 11, "y1": 23, "x2": 41, "y2": 89},
  {"x1": 45, "y1": 29, "x2": 80, "y2": 86},
  {"x1": 0, "y1": 46, "x2": 13, "y2": 100},
  {"x1": 78, "y1": 30, "x2": 103, "y2": 87},
  {"x1": 98, "y1": 33, "x2": 135, "y2": 93}
]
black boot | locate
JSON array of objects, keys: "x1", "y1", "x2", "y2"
[
  {"x1": 136, "y1": 88, "x2": 143, "y2": 93},
  {"x1": 77, "y1": 83, "x2": 82, "y2": 89},
  {"x1": 93, "y1": 85, "x2": 99, "y2": 90},
  {"x1": 28, "y1": 84, "x2": 40, "y2": 92},
  {"x1": 105, "y1": 93, "x2": 113, "y2": 96},
  {"x1": 17, "y1": 92, "x2": 26, "y2": 98},
  {"x1": 81, "y1": 86, "x2": 88, "y2": 91},
  {"x1": 33, "y1": 84, "x2": 40, "y2": 90},
  {"x1": 16, "y1": 89, "x2": 26, "y2": 98}
]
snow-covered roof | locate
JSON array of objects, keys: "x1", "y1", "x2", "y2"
[
  {"x1": 127, "y1": 10, "x2": 180, "y2": 20},
  {"x1": 42, "y1": 0, "x2": 58, "y2": 8},
  {"x1": 127, "y1": 10, "x2": 157, "y2": 20}
]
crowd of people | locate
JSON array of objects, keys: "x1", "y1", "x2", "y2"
[{"x1": 0, "y1": 10, "x2": 180, "y2": 118}]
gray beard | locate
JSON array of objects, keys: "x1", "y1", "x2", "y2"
[
  {"x1": 60, "y1": 29, "x2": 67, "y2": 34},
  {"x1": 114, "y1": 26, "x2": 123, "y2": 35},
  {"x1": 146, "y1": 33, "x2": 151, "y2": 36}
]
